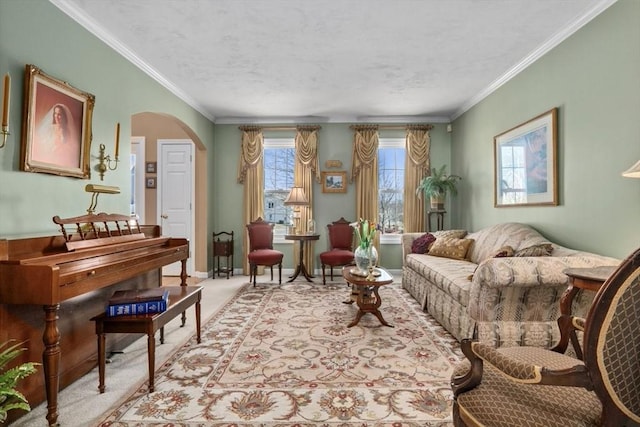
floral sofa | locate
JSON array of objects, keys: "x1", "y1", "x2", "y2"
[{"x1": 402, "y1": 222, "x2": 620, "y2": 348}]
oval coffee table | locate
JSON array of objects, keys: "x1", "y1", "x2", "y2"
[{"x1": 342, "y1": 266, "x2": 394, "y2": 328}]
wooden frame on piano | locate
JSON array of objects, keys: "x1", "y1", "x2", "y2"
[{"x1": 20, "y1": 64, "x2": 95, "y2": 179}]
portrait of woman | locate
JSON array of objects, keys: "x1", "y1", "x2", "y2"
[{"x1": 32, "y1": 103, "x2": 81, "y2": 169}]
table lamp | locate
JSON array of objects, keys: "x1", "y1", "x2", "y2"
[{"x1": 284, "y1": 186, "x2": 308, "y2": 234}]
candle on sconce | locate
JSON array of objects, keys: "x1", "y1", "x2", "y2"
[
  {"x1": 2, "y1": 73, "x2": 10, "y2": 128},
  {"x1": 114, "y1": 122, "x2": 120, "y2": 158}
]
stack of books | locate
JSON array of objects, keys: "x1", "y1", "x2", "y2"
[{"x1": 106, "y1": 288, "x2": 169, "y2": 316}]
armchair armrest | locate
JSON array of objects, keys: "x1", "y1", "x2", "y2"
[{"x1": 452, "y1": 338, "x2": 592, "y2": 397}]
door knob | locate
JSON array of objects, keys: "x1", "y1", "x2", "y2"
[{"x1": 161, "y1": 214, "x2": 168, "y2": 219}]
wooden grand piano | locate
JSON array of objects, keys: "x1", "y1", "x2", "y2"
[{"x1": 0, "y1": 213, "x2": 189, "y2": 426}]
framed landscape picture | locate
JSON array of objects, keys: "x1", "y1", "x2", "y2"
[
  {"x1": 20, "y1": 64, "x2": 95, "y2": 178},
  {"x1": 321, "y1": 170, "x2": 347, "y2": 193},
  {"x1": 494, "y1": 108, "x2": 558, "y2": 207}
]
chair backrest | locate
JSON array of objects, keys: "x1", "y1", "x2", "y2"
[
  {"x1": 327, "y1": 217, "x2": 354, "y2": 250},
  {"x1": 246, "y1": 217, "x2": 274, "y2": 251},
  {"x1": 584, "y1": 248, "x2": 640, "y2": 425}
]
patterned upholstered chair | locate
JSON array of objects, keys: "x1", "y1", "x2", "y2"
[
  {"x1": 319, "y1": 217, "x2": 354, "y2": 285},
  {"x1": 246, "y1": 217, "x2": 283, "y2": 287},
  {"x1": 450, "y1": 247, "x2": 640, "y2": 427}
]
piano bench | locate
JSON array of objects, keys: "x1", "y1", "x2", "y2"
[{"x1": 91, "y1": 285, "x2": 203, "y2": 393}]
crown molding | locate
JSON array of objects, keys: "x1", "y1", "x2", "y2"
[
  {"x1": 215, "y1": 115, "x2": 450, "y2": 125},
  {"x1": 49, "y1": 0, "x2": 217, "y2": 122},
  {"x1": 451, "y1": 0, "x2": 618, "y2": 121}
]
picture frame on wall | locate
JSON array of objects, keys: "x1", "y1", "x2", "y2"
[
  {"x1": 494, "y1": 108, "x2": 558, "y2": 207},
  {"x1": 146, "y1": 177, "x2": 156, "y2": 189},
  {"x1": 321, "y1": 170, "x2": 347, "y2": 193},
  {"x1": 20, "y1": 64, "x2": 95, "y2": 179}
]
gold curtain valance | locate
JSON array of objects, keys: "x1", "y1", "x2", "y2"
[
  {"x1": 295, "y1": 127, "x2": 321, "y2": 183},
  {"x1": 405, "y1": 127, "x2": 431, "y2": 171},
  {"x1": 351, "y1": 126, "x2": 379, "y2": 182},
  {"x1": 405, "y1": 124, "x2": 433, "y2": 132},
  {"x1": 237, "y1": 127, "x2": 263, "y2": 184}
]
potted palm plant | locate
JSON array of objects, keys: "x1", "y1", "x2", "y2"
[
  {"x1": 0, "y1": 340, "x2": 39, "y2": 423},
  {"x1": 416, "y1": 164, "x2": 462, "y2": 210}
]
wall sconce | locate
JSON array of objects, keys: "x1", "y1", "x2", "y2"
[
  {"x1": 86, "y1": 184, "x2": 120, "y2": 214},
  {"x1": 97, "y1": 122, "x2": 121, "y2": 180},
  {"x1": 284, "y1": 186, "x2": 308, "y2": 234},
  {"x1": 622, "y1": 160, "x2": 640, "y2": 178},
  {"x1": 1, "y1": 73, "x2": 11, "y2": 149}
]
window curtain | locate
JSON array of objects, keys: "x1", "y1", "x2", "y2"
[
  {"x1": 404, "y1": 125, "x2": 432, "y2": 232},
  {"x1": 294, "y1": 126, "x2": 321, "y2": 272},
  {"x1": 350, "y1": 125, "x2": 379, "y2": 251},
  {"x1": 237, "y1": 126, "x2": 264, "y2": 275}
]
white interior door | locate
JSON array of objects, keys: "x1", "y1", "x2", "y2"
[
  {"x1": 130, "y1": 136, "x2": 145, "y2": 221},
  {"x1": 158, "y1": 140, "x2": 194, "y2": 276}
]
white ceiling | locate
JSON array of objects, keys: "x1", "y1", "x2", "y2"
[{"x1": 51, "y1": 0, "x2": 615, "y2": 124}]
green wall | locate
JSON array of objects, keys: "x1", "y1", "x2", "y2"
[
  {"x1": 452, "y1": 0, "x2": 640, "y2": 259},
  {"x1": 0, "y1": 0, "x2": 215, "y2": 237},
  {"x1": 212, "y1": 123, "x2": 452, "y2": 270}
]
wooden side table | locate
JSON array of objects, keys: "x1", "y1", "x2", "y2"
[
  {"x1": 213, "y1": 231, "x2": 234, "y2": 279},
  {"x1": 427, "y1": 210, "x2": 446, "y2": 232},
  {"x1": 552, "y1": 265, "x2": 616, "y2": 358},
  {"x1": 285, "y1": 234, "x2": 319, "y2": 282}
]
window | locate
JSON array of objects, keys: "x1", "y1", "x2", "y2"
[
  {"x1": 378, "y1": 138, "x2": 405, "y2": 243},
  {"x1": 263, "y1": 138, "x2": 295, "y2": 239}
]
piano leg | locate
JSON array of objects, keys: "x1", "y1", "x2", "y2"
[
  {"x1": 42, "y1": 304, "x2": 61, "y2": 427},
  {"x1": 180, "y1": 259, "x2": 187, "y2": 286}
]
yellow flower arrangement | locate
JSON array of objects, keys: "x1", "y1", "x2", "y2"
[{"x1": 351, "y1": 218, "x2": 377, "y2": 249}]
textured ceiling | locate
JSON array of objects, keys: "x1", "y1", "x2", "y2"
[{"x1": 51, "y1": 0, "x2": 615, "y2": 123}]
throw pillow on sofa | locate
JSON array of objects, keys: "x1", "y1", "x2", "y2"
[
  {"x1": 514, "y1": 243, "x2": 554, "y2": 257},
  {"x1": 411, "y1": 233, "x2": 436, "y2": 254},
  {"x1": 429, "y1": 237, "x2": 474, "y2": 260}
]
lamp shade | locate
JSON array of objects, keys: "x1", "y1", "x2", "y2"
[
  {"x1": 284, "y1": 186, "x2": 308, "y2": 206},
  {"x1": 622, "y1": 159, "x2": 640, "y2": 178}
]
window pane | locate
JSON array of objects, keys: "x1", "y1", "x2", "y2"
[
  {"x1": 264, "y1": 144, "x2": 295, "y2": 232},
  {"x1": 378, "y1": 145, "x2": 405, "y2": 235}
]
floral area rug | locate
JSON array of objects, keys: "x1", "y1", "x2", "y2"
[{"x1": 99, "y1": 281, "x2": 463, "y2": 426}]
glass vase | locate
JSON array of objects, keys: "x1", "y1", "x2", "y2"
[{"x1": 354, "y1": 245, "x2": 378, "y2": 275}]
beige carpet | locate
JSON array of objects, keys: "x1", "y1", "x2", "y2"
[{"x1": 97, "y1": 280, "x2": 463, "y2": 426}]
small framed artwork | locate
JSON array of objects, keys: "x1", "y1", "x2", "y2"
[
  {"x1": 321, "y1": 170, "x2": 347, "y2": 193},
  {"x1": 146, "y1": 177, "x2": 156, "y2": 189},
  {"x1": 20, "y1": 64, "x2": 95, "y2": 178},
  {"x1": 146, "y1": 161, "x2": 157, "y2": 173},
  {"x1": 494, "y1": 107, "x2": 558, "y2": 207}
]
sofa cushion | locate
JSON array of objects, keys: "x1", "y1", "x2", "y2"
[
  {"x1": 405, "y1": 254, "x2": 476, "y2": 308},
  {"x1": 429, "y1": 237, "x2": 474, "y2": 260},
  {"x1": 514, "y1": 243, "x2": 554, "y2": 257},
  {"x1": 411, "y1": 233, "x2": 436, "y2": 254}
]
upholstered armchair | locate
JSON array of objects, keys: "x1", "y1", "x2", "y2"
[
  {"x1": 246, "y1": 217, "x2": 284, "y2": 287},
  {"x1": 319, "y1": 217, "x2": 355, "y2": 285},
  {"x1": 450, "y1": 247, "x2": 640, "y2": 426}
]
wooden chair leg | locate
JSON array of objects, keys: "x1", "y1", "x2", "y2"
[
  {"x1": 252, "y1": 264, "x2": 257, "y2": 287},
  {"x1": 330, "y1": 266, "x2": 334, "y2": 280},
  {"x1": 278, "y1": 263, "x2": 282, "y2": 284},
  {"x1": 270, "y1": 266, "x2": 274, "y2": 281},
  {"x1": 322, "y1": 264, "x2": 326, "y2": 285}
]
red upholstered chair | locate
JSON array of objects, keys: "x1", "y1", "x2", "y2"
[
  {"x1": 246, "y1": 217, "x2": 284, "y2": 287},
  {"x1": 319, "y1": 217, "x2": 355, "y2": 285}
]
